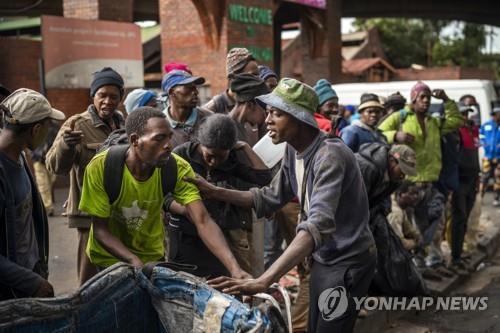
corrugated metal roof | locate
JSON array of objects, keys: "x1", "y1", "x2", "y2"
[
  {"x1": 0, "y1": 17, "x2": 40, "y2": 32},
  {"x1": 140, "y1": 25, "x2": 160, "y2": 43}
]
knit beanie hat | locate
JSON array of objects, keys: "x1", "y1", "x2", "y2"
[
  {"x1": 226, "y1": 48, "x2": 255, "y2": 78},
  {"x1": 385, "y1": 92, "x2": 407, "y2": 109},
  {"x1": 313, "y1": 79, "x2": 338, "y2": 106},
  {"x1": 230, "y1": 73, "x2": 269, "y2": 102},
  {"x1": 123, "y1": 89, "x2": 157, "y2": 114},
  {"x1": 164, "y1": 61, "x2": 192, "y2": 75},
  {"x1": 258, "y1": 65, "x2": 278, "y2": 81},
  {"x1": 410, "y1": 81, "x2": 431, "y2": 103},
  {"x1": 90, "y1": 67, "x2": 124, "y2": 97}
]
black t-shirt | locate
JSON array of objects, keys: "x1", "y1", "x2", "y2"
[
  {"x1": 0, "y1": 152, "x2": 39, "y2": 270},
  {"x1": 171, "y1": 141, "x2": 272, "y2": 232}
]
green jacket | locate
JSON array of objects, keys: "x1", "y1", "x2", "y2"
[{"x1": 378, "y1": 100, "x2": 463, "y2": 183}]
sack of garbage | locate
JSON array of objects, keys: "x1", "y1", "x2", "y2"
[
  {"x1": 0, "y1": 263, "x2": 160, "y2": 332},
  {"x1": 139, "y1": 262, "x2": 286, "y2": 332},
  {"x1": 370, "y1": 212, "x2": 429, "y2": 296},
  {"x1": 0, "y1": 262, "x2": 286, "y2": 332}
]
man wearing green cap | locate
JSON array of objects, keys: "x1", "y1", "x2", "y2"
[
  {"x1": 188, "y1": 78, "x2": 376, "y2": 333},
  {"x1": 355, "y1": 143, "x2": 426, "y2": 294},
  {"x1": 356, "y1": 142, "x2": 417, "y2": 208},
  {"x1": 0, "y1": 88, "x2": 65, "y2": 300}
]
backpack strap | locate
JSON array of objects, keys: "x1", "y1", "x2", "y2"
[
  {"x1": 104, "y1": 145, "x2": 178, "y2": 205},
  {"x1": 161, "y1": 155, "x2": 178, "y2": 196},
  {"x1": 98, "y1": 128, "x2": 128, "y2": 153},
  {"x1": 398, "y1": 109, "x2": 408, "y2": 132},
  {"x1": 104, "y1": 145, "x2": 129, "y2": 204}
]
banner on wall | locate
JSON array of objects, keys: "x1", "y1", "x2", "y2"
[
  {"x1": 41, "y1": 15, "x2": 144, "y2": 88},
  {"x1": 284, "y1": 0, "x2": 326, "y2": 9}
]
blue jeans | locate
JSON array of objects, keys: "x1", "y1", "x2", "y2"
[
  {"x1": 0, "y1": 263, "x2": 283, "y2": 332},
  {"x1": 138, "y1": 265, "x2": 275, "y2": 332},
  {"x1": 0, "y1": 264, "x2": 161, "y2": 333}
]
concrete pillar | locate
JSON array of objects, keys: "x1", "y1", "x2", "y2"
[
  {"x1": 326, "y1": 0, "x2": 342, "y2": 83},
  {"x1": 63, "y1": 0, "x2": 134, "y2": 22},
  {"x1": 273, "y1": 16, "x2": 282, "y2": 77}
]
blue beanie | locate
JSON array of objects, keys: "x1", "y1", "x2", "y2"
[
  {"x1": 258, "y1": 65, "x2": 278, "y2": 81},
  {"x1": 123, "y1": 89, "x2": 157, "y2": 114},
  {"x1": 313, "y1": 79, "x2": 338, "y2": 106}
]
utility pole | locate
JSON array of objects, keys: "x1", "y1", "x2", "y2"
[{"x1": 327, "y1": 0, "x2": 342, "y2": 83}]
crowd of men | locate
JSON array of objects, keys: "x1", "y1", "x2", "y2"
[{"x1": 0, "y1": 47, "x2": 499, "y2": 333}]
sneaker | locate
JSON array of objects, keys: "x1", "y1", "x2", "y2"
[{"x1": 493, "y1": 199, "x2": 500, "y2": 207}]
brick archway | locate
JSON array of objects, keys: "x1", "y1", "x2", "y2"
[{"x1": 190, "y1": 0, "x2": 226, "y2": 50}]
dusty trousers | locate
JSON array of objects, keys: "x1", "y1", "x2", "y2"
[{"x1": 308, "y1": 248, "x2": 376, "y2": 333}]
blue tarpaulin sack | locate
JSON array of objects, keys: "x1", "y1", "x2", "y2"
[
  {"x1": 0, "y1": 264, "x2": 161, "y2": 333},
  {"x1": 0, "y1": 263, "x2": 285, "y2": 332},
  {"x1": 139, "y1": 263, "x2": 286, "y2": 332}
]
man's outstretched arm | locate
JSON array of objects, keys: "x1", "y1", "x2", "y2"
[
  {"x1": 185, "y1": 200, "x2": 251, "y2": 279},
  {"x1": 92, "y1": 216, "x2": 144, "y2": 267},
  {"x1": 209, "y1": 230, "x2": 314, "y2": 295},
  {"x1": 186, "y1": 200, "x2": 251, "y2": 278},
  {"x1": 185, "y1": 161, "x2": 295, "y2": 215},
  {"x1": 185, "y1": 175, "x2": 254, "y2": 209}
]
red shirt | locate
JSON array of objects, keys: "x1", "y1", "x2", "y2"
[
  {"x1": 314, "y1": 113, "x2": 331, "y2": 133},
  {"x1": 458, "y1": 123, "x2": 479, "y2": 150}
]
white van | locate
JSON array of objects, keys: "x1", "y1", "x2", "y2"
[{"x1": 332, "y1": 80, "x2": 498, "y2": 125}]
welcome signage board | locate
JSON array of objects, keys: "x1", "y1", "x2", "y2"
[
  {"x1": 227, "y1": 2, "x2": 274, "y2": 64},
  {"x1": 41, "y1": 15, "x2": 143, "y2": 89},
  {"x1": 284, "y1": 0, "x2": 326, "y2": 9}
]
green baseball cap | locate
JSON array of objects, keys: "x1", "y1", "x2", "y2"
[
  {"x1": 256, "y1": 78, "x2": 319, "y2": 129},
  {"x1": 390, "y1": 144, "x2": 417, "y2": 176},
  {"x1": 1, "y1": 88, "x2": 65, "y2": 125}
]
